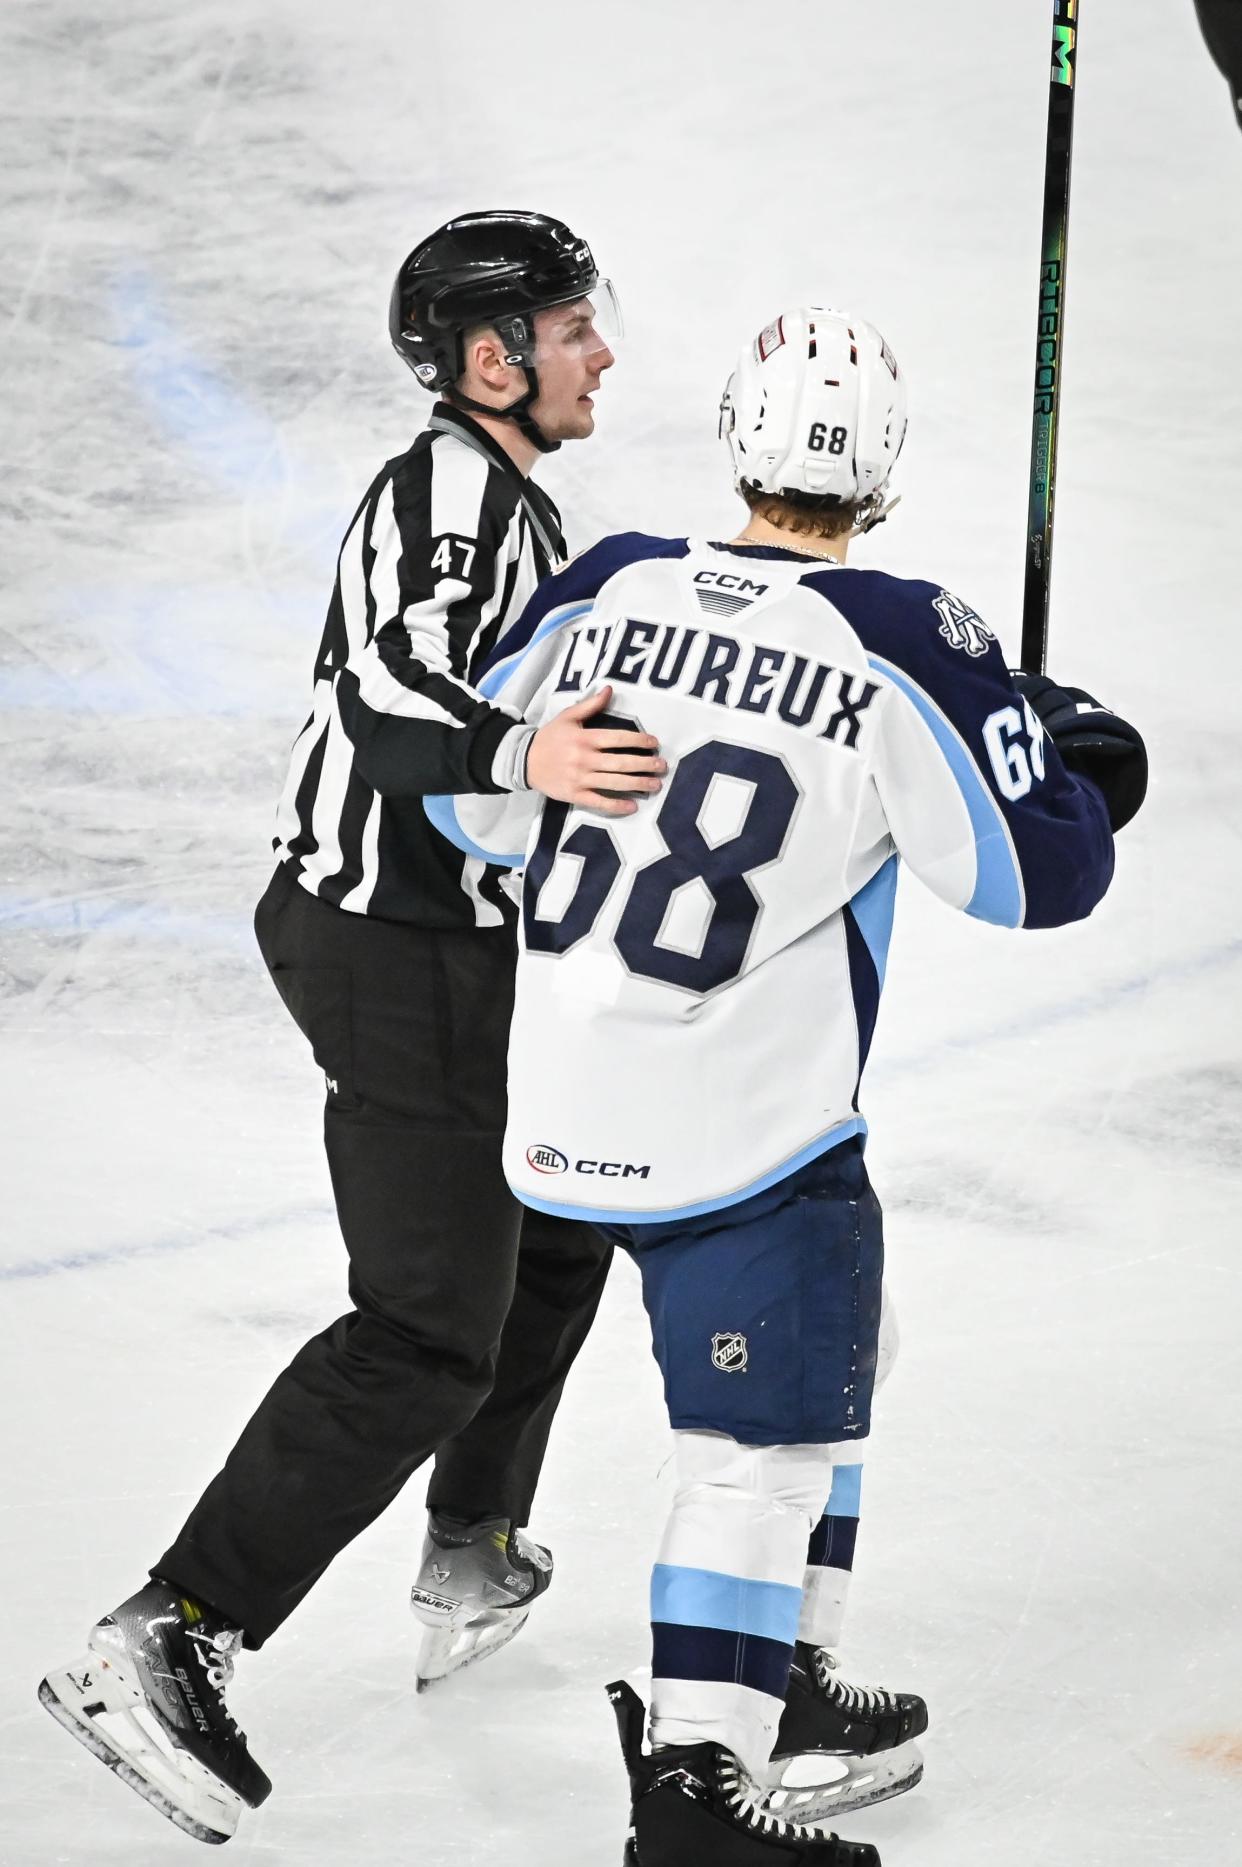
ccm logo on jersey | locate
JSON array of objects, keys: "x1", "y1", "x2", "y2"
[
  {"x1": 693, "y1": 571, "x2": 769, "y2": 597},
  {"x1": 525, "y1": 1145, "x2": 650, "y2": 1180}
]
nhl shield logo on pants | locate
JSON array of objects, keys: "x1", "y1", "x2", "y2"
[{"x1": 711, "y1": 1332, "x2": 748, "y2": 1373}]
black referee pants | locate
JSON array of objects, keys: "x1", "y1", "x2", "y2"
[
  {"x1": 155, "y1": 863, "x2": 611, "y2": 1646},
  {"x1": 1196, "y1": 0, "x2": 1242, "y2": 123}
]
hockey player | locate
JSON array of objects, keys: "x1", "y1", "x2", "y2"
[
  {"x1": 37, "y1": 212, "x2": 664, "y2": 1845},
  {"x1": 430, "y1": 306, "x2": 1147, "y2": 1864},
  {"x1": 1195, "y1": 0, "x2": 1242, "y2": 131}
]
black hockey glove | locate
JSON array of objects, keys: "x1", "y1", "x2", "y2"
[{"x1": 1011, "y1": 671, "x2": 1148, "y2": 832}]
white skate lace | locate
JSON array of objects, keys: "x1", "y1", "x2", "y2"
[
  {"x1": 185, "y1": 1626, "x2": 245, "y2": 1727},
  {"x1": 813, "y1": 1648, "x2": 897, "y2": 1715},
  {"x1": 717, "y1": 1756, "x2": 833, "y2": 1841}
]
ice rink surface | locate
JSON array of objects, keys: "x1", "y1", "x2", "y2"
[{"x1": 2, "y1": 0, "x2": 1241, "y2": 1861}]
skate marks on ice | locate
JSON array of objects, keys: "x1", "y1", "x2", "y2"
[{"x1": 1095, "y1": 1061, "x2": 1242, "y2": 1171}]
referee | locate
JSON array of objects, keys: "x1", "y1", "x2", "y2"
[{"x1": 40, "y1": 211, "x2": 664, "y2": 1839}]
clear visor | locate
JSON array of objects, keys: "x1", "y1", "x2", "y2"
[{"x1": 528, "y1": 279, "x2": 623, "y2": 368}]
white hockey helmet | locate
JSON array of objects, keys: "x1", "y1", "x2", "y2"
[{"x1": 719, "y1": 307, "x2": 908, "y2": 513}]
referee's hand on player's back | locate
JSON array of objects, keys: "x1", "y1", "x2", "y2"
[{"x1": 528, "y1": 684, "x2": 666, "y2": 816}]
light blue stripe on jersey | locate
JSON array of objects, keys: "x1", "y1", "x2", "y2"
[
  {"x1": 421, "y1": 793, "x2": 525, "y2": 869},
  {"x1": 824, "y1": 1463, "x2": 863, "y2": 1518},
  {"x1": 424, "y1": 601, "x2": 599, "y2": 866},
  {"x1": 867, "y1": 655, "x2": 1023, "y2": 929},
  {"x1": 513, "y1": 1113, "x2": 866, "y2": 1225},
  {"x1": 849, "y1": 855, "x2": 899, "y2": 989},
  {"x1": 651, "y1": 1564, "x2": 803, "y2": 1644},
  {"x1": 478, "y1": 601, "x2": 595, "y2": 699},
  {"x1": 423, "y1": 600, "x2": 597, "y2": 863}
]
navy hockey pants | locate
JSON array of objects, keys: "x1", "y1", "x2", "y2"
[
  {"x1": 598, "y1": 1141, "x2": 885, "y2": 1447},
  {"x1": 155, "y1": 863, "x2": 611, "y2": 1646}
]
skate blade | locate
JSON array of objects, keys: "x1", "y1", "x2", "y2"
[
  {"x1": 415, "y1": 1606, "x2": 531, "y2": 1693},
  {"x1": 765, "y1": 1737, "x2": 924, "y2": 1822},
  {"x1": 39, "y1": 1662, "x2": 242, "y2": 1845}
]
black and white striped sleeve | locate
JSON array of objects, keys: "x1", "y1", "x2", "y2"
[{"x1": 332, "y1": 439, "x2": 532, "y2": 798}]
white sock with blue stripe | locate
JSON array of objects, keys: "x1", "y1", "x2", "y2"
[
  {"x1": 648, "y1": 1431, "x2": 836, "y2": 1778},
  {"x1": 797, "y1": 1290, "x2": 897, "y2": 1649},
  {"x1": 798, "y1": 1448, "x2": 862, "y2": 1649}
]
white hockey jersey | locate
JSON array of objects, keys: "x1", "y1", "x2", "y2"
[{"x1": 427, "y1": 534, "x2": 1115, "y2": 1224}]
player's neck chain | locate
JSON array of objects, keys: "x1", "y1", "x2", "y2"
[{"x1": 728, "y1": 536, "x2": 843, "y2": 564}]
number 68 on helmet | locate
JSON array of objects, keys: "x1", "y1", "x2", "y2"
[{"x1": 719, "y1": 307, "x2": 909, "y2": 526}]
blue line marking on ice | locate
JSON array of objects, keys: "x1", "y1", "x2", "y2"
[
  {"x1": 0, "y1": 891, "x2": 254, "y2": 950},
  {"x1": 423, "y1": 794, "x2": 523, "y2": 868},
  {"x1": 869, "y1": 934, "x2": 1242, "y2": 1085},
  {"x1": 0, "y1": 1203, "x2": 334, "y2": 1284},
  {"x1": 11, "y1": 935, "x2": 1242, "y2": 1279},
  {"x1": 0, "y1": 600, "x2": 309, "y2": 714},
  {"x1": 651, "y1": 1564, "x2": 802, "y2": 1643},
  {"x1": 824, "y1": 1463, "x2": 863, "y2": 1518},
  {"x1": 110, "y1": 270, "x2": 286, "y2": 496},
  {"x1": 868, "y1": 654, "x2": 1023, "y2": 928},
  {"x1": 848, "y1": 857, "x2": 899, "y2": 990},
  {"x1": 12, "y1": 933, "x2": 1240, "y2": 1284}
]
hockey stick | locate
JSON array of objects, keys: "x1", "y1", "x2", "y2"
[{"x1": 1021, "y1": 0, "x2": 1081, "y2": 674}]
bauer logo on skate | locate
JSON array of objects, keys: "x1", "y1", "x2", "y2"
[
  {"x1": 711, "y1": 1333, "x2": 749, "y2": 1373},
  {"x1": 526, "y1": 1145, "x2": 569, "y2": 1174}
]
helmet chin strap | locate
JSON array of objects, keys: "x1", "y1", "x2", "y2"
[
  {"x1": 445, "y1": 368, "x2": 559, "y2": 454},
  {"x1": 851, "y1": 493, "x2": 902, "y2": 537}
]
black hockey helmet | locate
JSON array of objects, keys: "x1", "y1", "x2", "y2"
[{"x1": 388, "y1": 210, "x2": 609, "y2": 452}]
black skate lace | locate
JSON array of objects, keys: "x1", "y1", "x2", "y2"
[
  {"x1": 813, "y1": 1648, "x2": 897, "y2": 1715},
  {"x1": 717, "y1": 1756, "x2": 832, "y2": 1841}
]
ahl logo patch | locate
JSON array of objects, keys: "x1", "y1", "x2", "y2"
[
  {"x1": 711, "y1": 1332, "x2": 749, "y2": 1374},
  {"x1": 756, "y1": 317, "x2": 786, "y2": 363},
  {"x1": 932, "y1": 590, "x2": 996, "y2": 658},
  {"x1": 527, "y1": 1145, "x2": 568, "y2": 1175}
]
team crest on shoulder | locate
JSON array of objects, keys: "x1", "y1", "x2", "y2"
[
  {"x1": 711, "y1": 1332, "x2": 749, "y2": 1374},
  {"x1": 932, "y1": 590, "x2": 995, "y2": 658}
]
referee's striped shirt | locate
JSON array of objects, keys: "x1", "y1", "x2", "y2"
[{"x1": 273, "y1": 403, "x2": 565, "y2": 928}]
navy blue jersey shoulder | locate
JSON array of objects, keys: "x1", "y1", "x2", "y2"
[
  {"x1": 483, "y1": 533, "x2": 690, "y2": 676},
  {"x1": 800, "y1": 568, "x2": 1011, "y2": 683},
  {"x1": 802, "y1": 567, "x2": 1115, "y2": 931}
]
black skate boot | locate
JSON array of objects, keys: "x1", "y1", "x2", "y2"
[
  {"x1": 608, "y1": 1679, "x2": 881, "y2": 1866},
  {"x1": 411, "y1": 1511, "x2": 553, "y2": 1690},
  {"x1": 764, "y1": 1644, "x2": 927, "y2": 1825},
  {"x1": 39, "y1": 1579, "x2": 271, "y2": 1844}
]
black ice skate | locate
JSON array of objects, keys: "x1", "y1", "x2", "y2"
[
  {"x1": 410, "y1": 1511, "x2": 552, "y2": 1691},
  {"x1": 608, "y1": 1679, "x2": 881, "y2": 1866},
  {"x1": 38, "y1": 1580, "x2": 270, "y2": 1845},
  {"x1": 764, "y1": 1644, "x2": 927, "y2": 1825}
]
